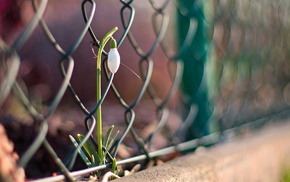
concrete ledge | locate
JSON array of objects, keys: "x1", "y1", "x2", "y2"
[{"x1": 115, "y1": 121, "x2": 290, "y2": 182}]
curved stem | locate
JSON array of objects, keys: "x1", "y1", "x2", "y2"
[{"x1": 96, "y1": 27, "x2": 118, "y2": 164}]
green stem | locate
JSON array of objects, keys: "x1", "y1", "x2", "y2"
[
  {"x1": 96, "y1": 67, "x2": 103, "y2": 163},
  {"x1": 110, "y1": 158, "x2": 118, "y2": 180},
  {"x1": 96, "y1": 27, "x2": 118, "y2": 164}
]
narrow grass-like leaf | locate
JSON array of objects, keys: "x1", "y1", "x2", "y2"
[
  {"x1": 77, "y1": 134, "x2": 101, "y2": 165},
  {"x1": 103, "y1": 125, "x2": 114, "y2": 148},
  {"x1": 108, "y1": 130, "x2": 119, "y2": 150},
  {"x1": 69, "y1": 135, "x2": 93, "y2": 167}
]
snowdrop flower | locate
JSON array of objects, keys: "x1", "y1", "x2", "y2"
[{"x1": 107, "y1": 38, "x2": 120, "y2": 74}]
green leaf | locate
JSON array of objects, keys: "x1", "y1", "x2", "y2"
[
  {"x1": 77, "y1": 134, "x2": 101, "y2": 165},
  {"x1": 103, "y1": 125, "x2": 114, "y2": 149},
  {"x1": 69, "y1": 135, "x2": 93, "y2": 167},
  {"x1": 107, "y1": 130, "x2": 119, "y2": 150}
]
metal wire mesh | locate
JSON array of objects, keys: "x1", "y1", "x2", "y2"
[{"x1": 1, "y1": 0, "x2": 290, "y2": 180}]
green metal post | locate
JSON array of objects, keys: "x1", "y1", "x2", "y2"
[{"x1": 177, "y1": 1, "x2": 212, "y2": 140}]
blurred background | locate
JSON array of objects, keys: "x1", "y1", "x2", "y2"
[{"x1": 1, "y1": 0, "x2": 290, "y2": 179}]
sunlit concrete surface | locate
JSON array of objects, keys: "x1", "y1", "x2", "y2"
[{"x1": 116, "y1": 120, "x2": 290, "y2": 182}]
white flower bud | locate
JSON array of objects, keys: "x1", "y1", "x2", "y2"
[{"x1": 107, "y1": 48, "x2": 120, "y2": 74}]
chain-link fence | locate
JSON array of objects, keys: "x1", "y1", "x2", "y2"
[{"x1": 1, "y1": 0, "x2": 290, "y2": 181}]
